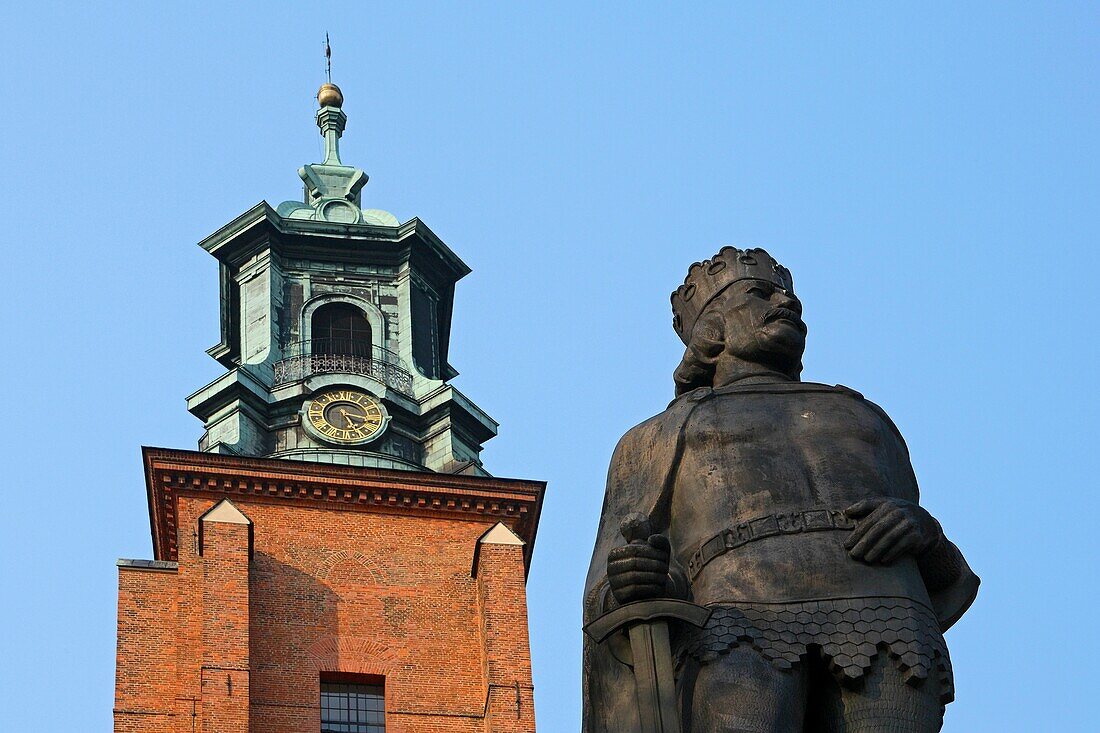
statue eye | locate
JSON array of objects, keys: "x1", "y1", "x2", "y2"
[{"x1": 748, "y1": 284, "x2": 773, "y2": 299}]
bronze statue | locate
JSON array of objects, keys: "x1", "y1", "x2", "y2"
[{"x1": 583, "y1": 248, "x2": 979, "y2": 732}]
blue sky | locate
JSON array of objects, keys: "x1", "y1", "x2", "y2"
[{"x1": 1, "y1": 3, "x2": 1097, "y2": 730}]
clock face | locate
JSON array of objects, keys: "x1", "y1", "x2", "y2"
[{"x1": 306, "y1": 389, "x2": 388, "y2": 445}]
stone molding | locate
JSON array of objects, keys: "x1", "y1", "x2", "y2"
[{"x1": 143, "y1": 447, "x2": 544, "y2": 569}]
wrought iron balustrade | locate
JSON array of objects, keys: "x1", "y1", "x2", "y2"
[{"x1": 273, "y1": 338, "x2": 413, "y2": 395}]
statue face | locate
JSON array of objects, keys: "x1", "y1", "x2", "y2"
[{"x1": 719, "y1": 279, "x2": 807, "y2": 369}]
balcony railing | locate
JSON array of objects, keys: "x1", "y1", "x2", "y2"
[{"x1": 273, "y1": 338, "x2": 414, "y2": 395}]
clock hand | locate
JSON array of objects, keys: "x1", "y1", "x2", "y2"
[{"x1": 339, "y1": 408, "x2": 368, "y2": 428}]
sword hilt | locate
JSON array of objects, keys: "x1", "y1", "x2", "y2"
[
  {"x1": 583, "y1": 598, "x2": 711, "y2": 644},
  {"x1": 621, "y1": 512, "x2": 653, "y2": 544},
  {"x1": 584, "y1": 599, "x2": 711, "y2": 733}
]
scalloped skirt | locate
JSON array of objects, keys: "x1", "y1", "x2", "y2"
[{"x1": 676, "y1": 596, "x2": 953, "y2": 705}]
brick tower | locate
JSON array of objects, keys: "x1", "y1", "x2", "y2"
[{"x1": 113, "y1": 82, "x2": 544, "y2": 733}]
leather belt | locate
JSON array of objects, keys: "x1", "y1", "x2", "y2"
[{"x1": 687, "y1": 508, "x2": 856, "y2": 581}]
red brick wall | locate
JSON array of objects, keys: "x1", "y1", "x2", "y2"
[
  {"x1": 114, "y1": 567, "x2": 177, "y2": 732},
  {"x1": 116, "y1": 465, "x2": 539, "y2": 733}
]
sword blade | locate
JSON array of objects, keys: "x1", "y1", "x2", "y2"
[{"x1": 627, "y1": 620, "x2": 681, "y2": 733}]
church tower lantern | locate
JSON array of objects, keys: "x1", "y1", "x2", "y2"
[{"x1": 187, "y1": 83, "x2": 496, "y2": 474}]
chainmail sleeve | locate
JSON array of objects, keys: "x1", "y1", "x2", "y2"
[{"x1": 918, "y1": 534, "x2": 964, "y2": 593}]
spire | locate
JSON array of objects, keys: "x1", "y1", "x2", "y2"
[
  {"x1": 298, "y1": 81, "x2": 364, "y2": 210},
  {"x1": 271, "y1": 21, "x2": 399, "y2": 226},
  {"x1": 275, "y1": 82, "x2": 398, "y2": 227}
]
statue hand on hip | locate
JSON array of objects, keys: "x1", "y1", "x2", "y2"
[{"x1": 844, "y1": 497, "x2": 942, "y2": 564}]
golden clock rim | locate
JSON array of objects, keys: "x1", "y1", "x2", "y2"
[{"x1": 303, "y1": 388, "x2": 389, "y2": 445}]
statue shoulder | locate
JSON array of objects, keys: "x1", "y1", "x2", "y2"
[
  {"x1": 612, "y1": 390, "x2": 709, "y2": 464},
  {"x1": 832, "y1": 384, "x2": 911, "y2": 455}
]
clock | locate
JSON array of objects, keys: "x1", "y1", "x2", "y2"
[{"x1": 304, "y1": 389, "x2": 389, "y2": 445}]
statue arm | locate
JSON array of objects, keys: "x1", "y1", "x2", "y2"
[
  {"x1": 915, "y1": 513, "x2": 980, "y2": 630},
  {"x1": 867, "y1": 397, "x2": 981, "y2": 630},
  {"x1": 583, "y1": 403, "x2": 695, "y2": 733},
  {"x1": 585, "y1": 401, "x2": 697, "y2": 617},
  {"x1": 583, "y1": 425, "x2": 655, "y2": 733}
]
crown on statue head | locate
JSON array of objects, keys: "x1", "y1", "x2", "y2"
[{"x1": 671, "y1": 246, "x2": 795, "y2": 343}]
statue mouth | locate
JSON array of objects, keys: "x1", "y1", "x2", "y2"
[{"x1": 764, "y1": 307, "x2": 807, "y2": 335}]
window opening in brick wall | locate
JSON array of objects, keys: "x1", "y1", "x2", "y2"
[{"x1": 320, "y1": 680, "x2": 385, "y2": 733}]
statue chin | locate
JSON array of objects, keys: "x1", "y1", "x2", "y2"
[
  {"x1": 727, "y1": 340, "x2": 804, "y2": 380},
  {"x1": 759, "y1": 323, "x2": 806, "y2": 356}
]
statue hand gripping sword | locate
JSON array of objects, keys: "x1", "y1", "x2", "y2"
[{"x1": 583, "y1": 514, "x2": 710, "y2": 733}]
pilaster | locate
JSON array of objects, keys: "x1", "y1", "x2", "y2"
[
  {"x1": 199, "y1": 500, "x2": 252, "y2": 733},
  {"x1": 475, "y1": 523, "x2": 536, "y2": 733}
]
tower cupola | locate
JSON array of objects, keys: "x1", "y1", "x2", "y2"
[{"x1": 186, "y1": 84, "x2": 497, "y2": 475}]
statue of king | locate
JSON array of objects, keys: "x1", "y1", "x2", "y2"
[{"x1": 583, "y1": 247, "x2": 979, "y2": 733}]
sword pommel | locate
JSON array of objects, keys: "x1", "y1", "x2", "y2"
[{"x1": 621, "y1": 513, "x2": 653, "y2": 544}]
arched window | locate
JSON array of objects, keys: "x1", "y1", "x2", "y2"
[{"x1": 311, "y1": 303, "x2": 372, "y2": 358}]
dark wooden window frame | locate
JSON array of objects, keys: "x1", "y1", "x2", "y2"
[{"x1": 320, "y1": 674, "x2": 385, "y2": 733}]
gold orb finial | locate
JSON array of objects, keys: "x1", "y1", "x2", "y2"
[{"x1": 317, "y1": 83, "x2": 343, "y2": 108}]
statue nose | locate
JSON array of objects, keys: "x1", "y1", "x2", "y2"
[{"x1": 778, "y1": 294, "x2": 802, "y2": 316}]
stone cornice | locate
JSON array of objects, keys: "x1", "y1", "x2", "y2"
[
  {"x1": 198, "y1": 202, "x2": 279, "y2": 254},
  {"x1": 143, "y1": 447, "x2": 545, "y2": 573},
  {"x1": 198, "y1": 204, "x2": 470, "y2": 280}
]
